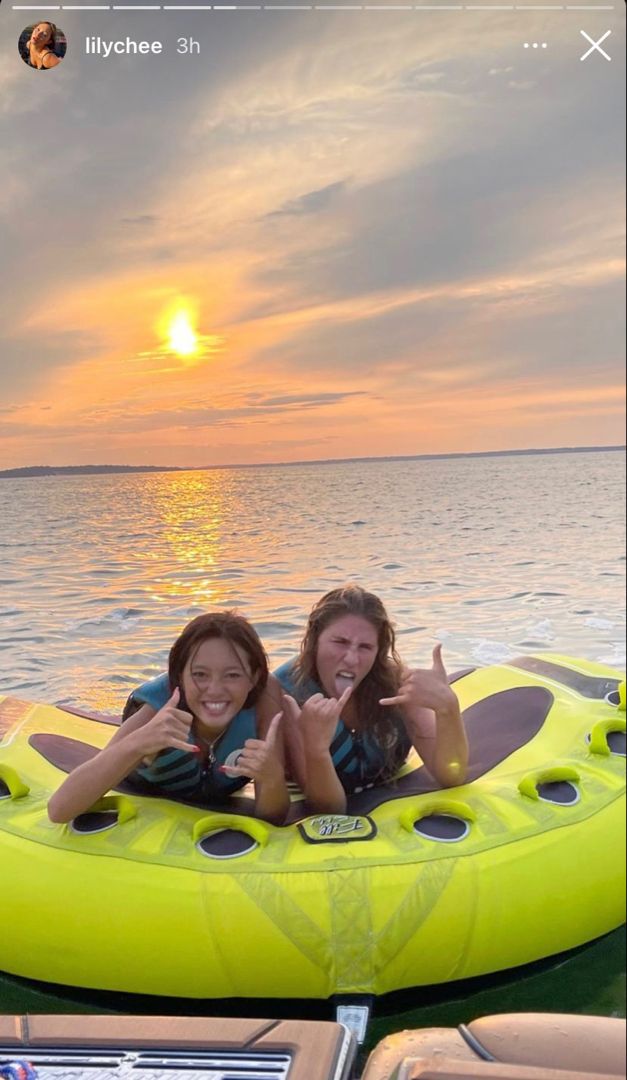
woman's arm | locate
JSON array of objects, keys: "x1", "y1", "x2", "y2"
[
  {"x1": 268, "y1": 669, "x2": 309, "y2": 791},
  {"x1": 402, "y1": 700, "x2": 468, "y2": 788},
  {"x1": 255, "y1": 678, "x2": 291, "y2": 822},
  {"x1": 284, "y1": 690, "x2": 351, "y2": 814},
  {"x1": 47, "y1": 691, "x2": 195, "y2": 823},
  {"x1": 221, "y1": 710, "x2": 290, "y2": 825},
  {"x1": 281, "y1": 694, "x2": 308, "y2": 794},
  {"x1": 253, "y1": 733, "x2": 290, "y2": 825},
  {"x1": 381, "y1": 645, "x2": 469, "y2": 788},
  {"x1": 300, "y1": 746, "x2": 347, "y2": 815},
  {"x1": 47, "y1": 714, "x2": 154, "y2": 823},
  {"x1": 108, "y1": 701, "x2": 156, "y2": 745}
]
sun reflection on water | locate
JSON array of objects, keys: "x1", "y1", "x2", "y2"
[
  {"x1": 145, "y1": 473, "x2": 225, "y2": 604},
  {"x1": 1, "y1": 454, "x2": 624, "y2": 715}
]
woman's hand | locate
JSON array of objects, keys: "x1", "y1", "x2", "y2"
[
  {"x1": 281, "y1": 694, "x2": 307, "y2": 791},
  {"x1": 132, "y1": 687, "x2": 197, "y2": 759},
  {"x1": 220, "y1": 712, "x2": 285, "y2": 785},
  {"x1": 380, "y1": 644, "x2": 457, "y2": 714},
  {"x1": 282, "y1": 694, "x2": 348, "y2": 815},
  {"x1": 48, "y1": 693, "x2": 195, "y2": 825},
  {"x1": 298, "y1": 687, "x2": 352, "y2": 758},
  {"x1": 381, "y1": 644, "x2": 468, "y2": 788}
]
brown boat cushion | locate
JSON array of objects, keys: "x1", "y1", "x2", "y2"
[{"x1": 466, "y1": 1013, "x2": 626, "y2": 1077}]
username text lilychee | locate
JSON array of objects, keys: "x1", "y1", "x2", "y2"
[{"x1": 85, "y1": 36, "x2": 163, "y2": 57}]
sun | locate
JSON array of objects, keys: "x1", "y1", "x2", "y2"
[{"x1": 167, "y1": 311, "x2": 198, "y2": 357}]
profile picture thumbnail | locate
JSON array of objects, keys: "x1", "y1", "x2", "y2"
[{"x1": 18, "y1": 22, "x2": 67, "y2": 70}]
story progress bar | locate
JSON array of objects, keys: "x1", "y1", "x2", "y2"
[{"x1": 10, "y1": 3, "x2": 618, "y2": 9}]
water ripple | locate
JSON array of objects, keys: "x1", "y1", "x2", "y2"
[{"x1": 0, "y1": 452, "x2": 624, "y2": 712}]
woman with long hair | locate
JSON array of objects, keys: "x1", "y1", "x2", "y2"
[
  {"x1": 27, "y1": 22, "x2": 62, "y2": 69},
  {"x1": 49, "y1": 612, "x2": 289, "y2": 825},
  {"x1": 275, "y1": 585, "x2": 468, "y2": 813}
]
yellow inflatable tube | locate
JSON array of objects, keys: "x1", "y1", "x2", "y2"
[{"x1": 0, "y1": 653, "x2": 624, "y2": 999}]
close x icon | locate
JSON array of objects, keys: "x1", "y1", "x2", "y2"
[{"x1": 580, "y1": 29, "x2": 612, "y2": 61}]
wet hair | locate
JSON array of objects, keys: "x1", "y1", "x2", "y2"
[
  {"x1": 294, "y1": 585, "x2": 407, "y2": 780},
  {"x1": 168, "y1": 611, "x2": 268, "y2": 712}
]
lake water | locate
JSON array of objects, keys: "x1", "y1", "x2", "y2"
[
  {"x1": 0, "y1": 450, "x2": 625, "y2": 711},
  {"x1": 0, "y1": 449, "x2": 625, "y2": 1032}
]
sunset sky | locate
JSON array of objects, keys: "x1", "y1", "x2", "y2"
[{"x1": 0, "y1": 5, "x2": 624, "y2": 468}]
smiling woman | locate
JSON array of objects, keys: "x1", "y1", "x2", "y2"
[{"x1": 46, "y1": 612, "x2": 290, "y2": 826}]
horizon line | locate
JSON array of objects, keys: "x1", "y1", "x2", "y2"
[{"x1": 1, "y1": 443, "x2": 625, "y2": 478}]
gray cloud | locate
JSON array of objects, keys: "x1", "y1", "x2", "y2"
[
  {"x1": 0, "y1": 390, "x2": 368, "y2": 440},
  {"x1": 0, "y1": 8, "x2": 623, "y2": 459},
  {"x1": 258, "y1": 145, "x2": 621, "y2": 308},
  {"x1": 120, "y1": 215, "x2": 160, "y2": 227},
  {"x1": 0, "y1": 332, "x2": 107, "y2": 400},
  {"x1": 250, "y1": 276, "x2": 625, "y2": 391},
  {"x1": 253, "y1": 391, "x2": 363, "y2": 407},
  {"x1": 117, "y1": 392, "x2": 368, "y2": 432},
  {"x1": 266, "y1": 180, "x2": 348, "y2": 218}
]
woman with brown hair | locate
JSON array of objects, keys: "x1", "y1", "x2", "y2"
[
  {"x1": 48, "y1": 612, "x2": 289, "y2": 825},
  {"x1": 27, "y1": 22, "x2": 62, "y2": 69},
  {"x1": 275, "y1": 585, "x2": 468, "y2": 813}
]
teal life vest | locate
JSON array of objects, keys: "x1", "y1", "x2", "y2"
[
  {"x1": 125, "y1": 673, "x2": 257, "y2": 799},
  {"x1": 273, "y1": 660, "x2": 410, "y2": 794}
]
